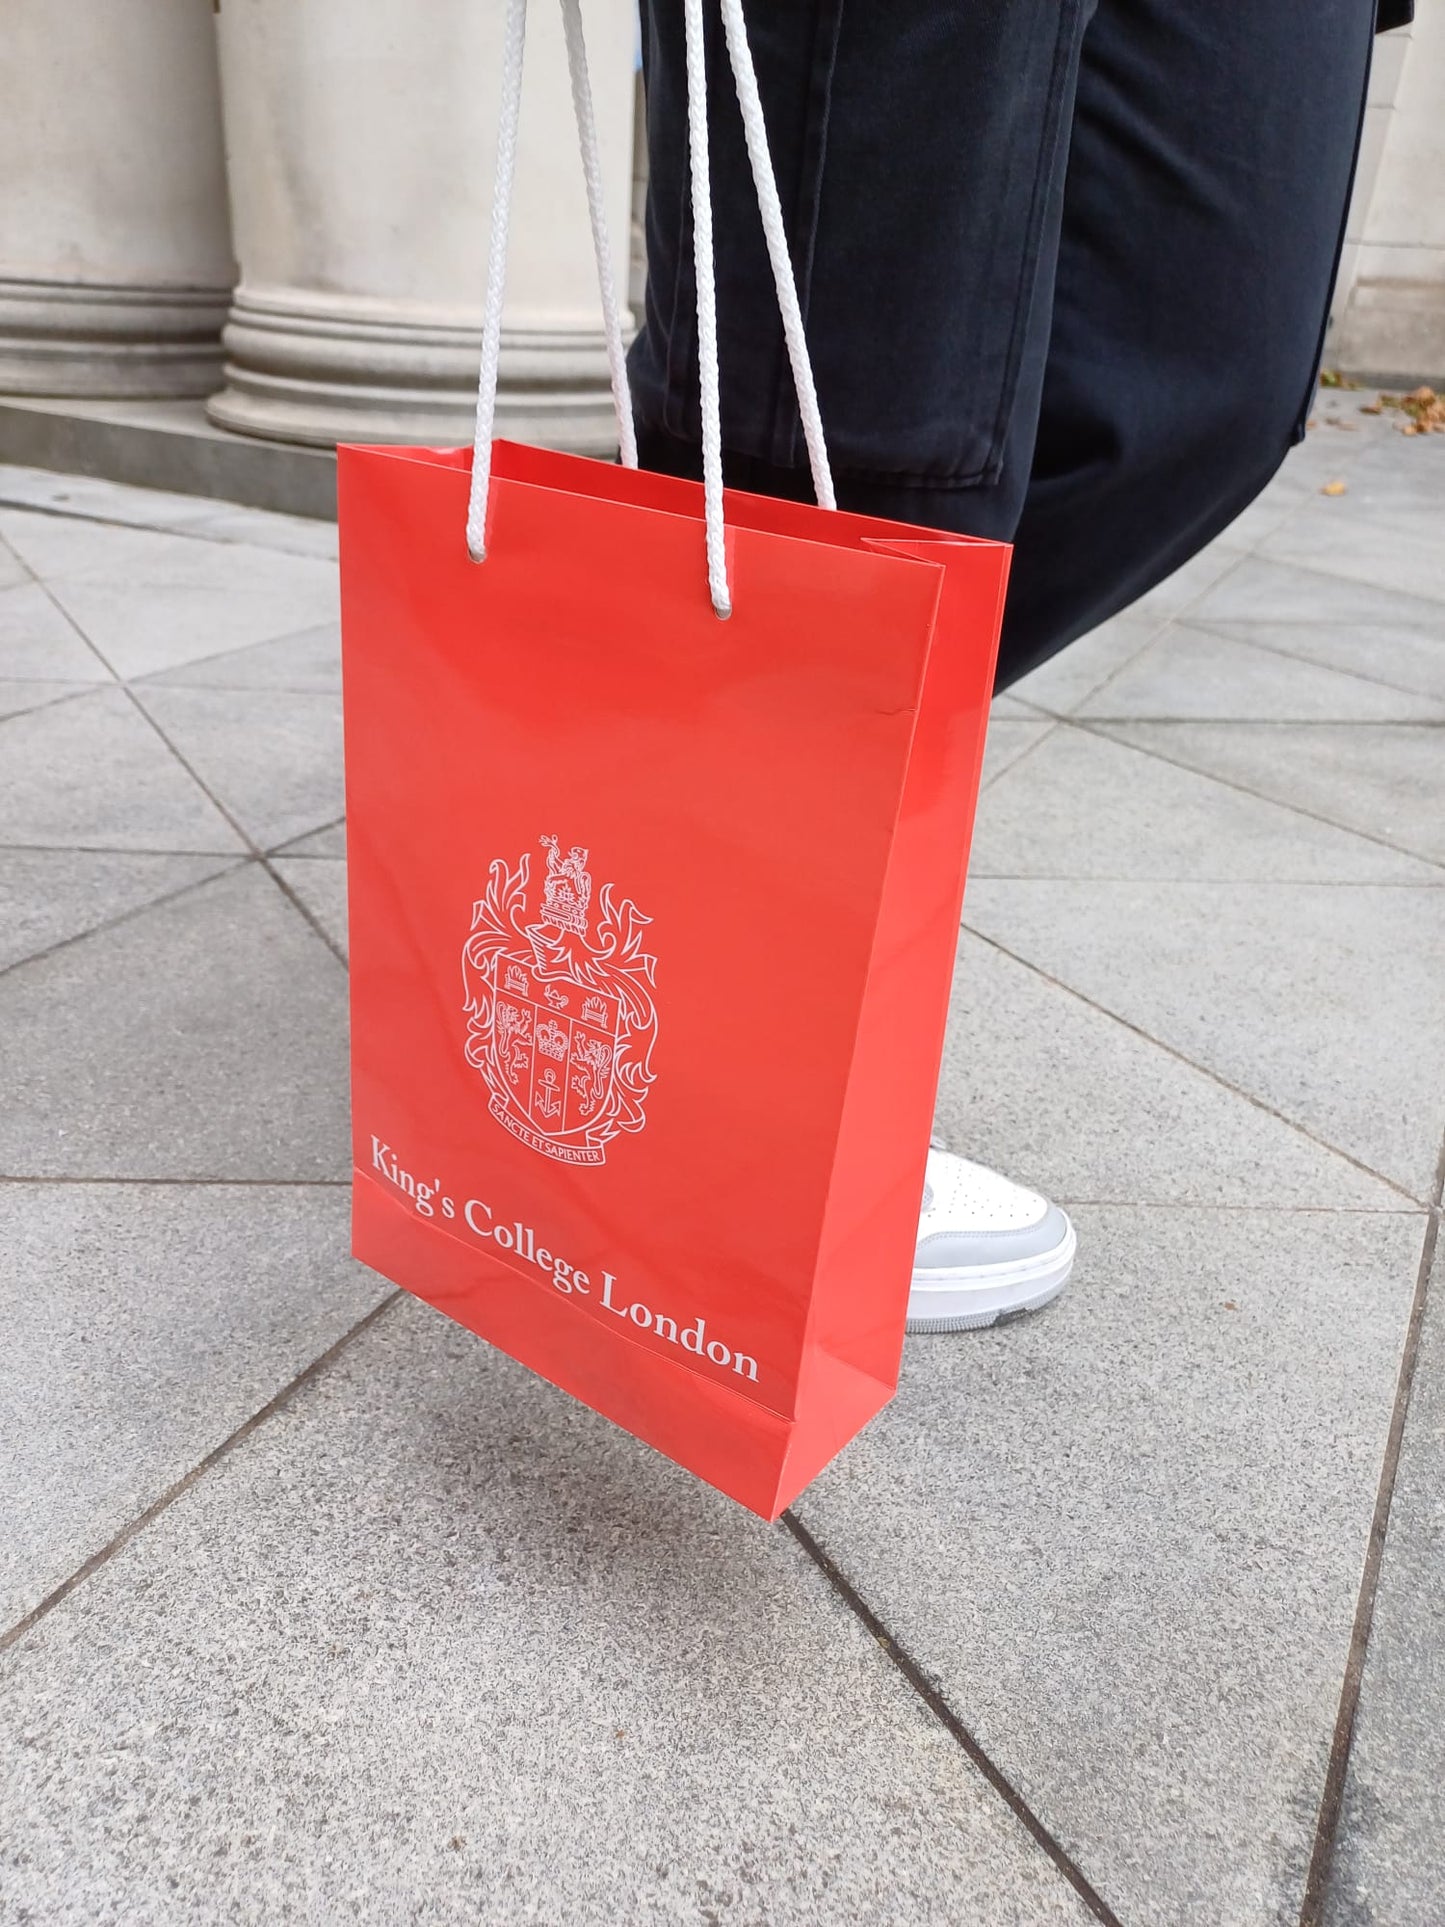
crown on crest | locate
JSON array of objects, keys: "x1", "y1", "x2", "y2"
[
  {"x1": 539, "y1": 835, "x2": 592, "y2": 935},
  {"x1": 535, "y1": 1017, "x2": 569, "y2": 1060}
]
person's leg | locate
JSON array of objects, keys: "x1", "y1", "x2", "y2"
[
  {"x1": 629, "y1": 0, "x2": 1376, "y2": 1329},
  {"x1": 997, "y1": 0, "x2": 1377, "y2": 684},
  {"x1": 631, "y1": 0, "x2": 1377, "y2": 690},
  {"x1": 632, "y1": 2, "x2": 1096, "y2": 1332},
  {"x1": 630, "y1": 0, "x2": 1096, "y2": 544}
]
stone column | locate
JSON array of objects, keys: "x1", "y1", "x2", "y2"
[
  {"x1": 0, "y1": 0, "x2": 234, "y2": 397},
  {"x1": 208, "y1": 0, "x2": 637, "y2": 450},
  {"x1": 1332, "y1": 9, "x2": 1445, "y2": 384}
]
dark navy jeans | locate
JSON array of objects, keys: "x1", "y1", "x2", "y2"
[{"x1": 628, "y1": 0, "x2": 1378, "y2": 689}]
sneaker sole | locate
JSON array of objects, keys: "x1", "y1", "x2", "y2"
[{"x1": 905, "y1": 1221, "x2": 1076, "y2": 1335}]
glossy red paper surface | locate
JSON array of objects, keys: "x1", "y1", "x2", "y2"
[{"x1": 339, "y1": 440, "x2": 1008, "y2": 1517}]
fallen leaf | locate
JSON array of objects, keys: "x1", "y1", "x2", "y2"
[
  {"x1": 1359, "y1": 403, "x2": 1383, "y2": 415},
  {"x1": 1319, "y1": 369, "x2": 1359, "y2": 389},
  {"x1": 1321, "y1": 480, "x2": 1347, "y2": 496},
  {"x1": 1223, "y1": 1301, "x2": 1238, "y2": 1312},
  {"x1": 1380, "y1": 385, "x2": 1445, "y2": 433}
]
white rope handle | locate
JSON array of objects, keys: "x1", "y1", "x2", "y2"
[
  {"x1": 717, "y1": 0, "x2": 834, "y2": 515},
  {"x1": 561, "y1": 0, "x2": 638, "y2": 473},
  {"x1": 467, "y1": 0, "x2": 835, "y2": 619},
  {"x1": 467, "y1": 0, "x2": 529, "y2": 563},
  {"x1": 683, "y1": 0, "x2": 731, "y2": 616},
  {"x1": 468, "y1": 0, "x2": 635, "y2": 559}
]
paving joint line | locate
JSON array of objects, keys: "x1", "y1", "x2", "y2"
[
  {"x1": 121, "y1": 683, "x2": 265, "y2": 850},
  {"x1": 140, "y1": 676, "x2": 341, "y2": 697},
  {"x1": 1067, "y1": 718, "x2": 1445, "y2": 877},
  {"x1": 968, "y1": 873, "x2": 1445, "y2": 887},
  {"x1": 107, "y1": 680, "x2": 348, "y2": 969},
  {"x1": 981, "y1": 714, "x2": 1062, "y2": 791},
  {"x1": 962, "y1": 924, "x2": 1427, "y2": 1206},
  {"x1": 1008, "y1": 611, "x2": 1174, "y2": 722},
  {"x1": 0, "y1": 490, "x2": 335, "y2": 554},
  {"x1": 8, "y1": 543, "x2": 119, "y2": 683},
  {"x1": 0, "y1": 839, "x2": 240, "y2": 856},
  {"x1": 1298, "y1": 1123, "x2": 1445, "y2": 1926},
  {"x1": 1035, "y1": 601, "x2": 1197, "y2": 718},
  {"x1": 1243, "y1": 546, "x2": 1445, "y2": 618},
  {"x1": 7, "y1": 541, "x2": 349, "y2": 957},
  {"x1": 261, "y1": 853, "x2": 349, "y2": 969},
  {"x1": 128, "y1": 618, "x2": 341, "y2": 692},
  {"x1": 0, "y1": 683, "x2": 114, "y2": 731},
  {"x1": 780, "y1": 1510, "x2": 1125, "y2": 1927},
  {"x1": 265, "y1": 812, "x2": 346, "y2": 858},
  {"x1": 0, "y1": 857, "x2": 251, "y2": 987},
  {"x1": 0, "y1": 1173, "x2": 351, "y2": 1187},
  {"x1": 1041, "y1": 1198, "x2": 1427, "y2": 1216},
  {"x1": 1074, "y1": 715, "x2": 1445, "y2": 728},
  {"x1": 1173, "y1": 616, "x2": 1445, "y2": 708},
  {"x1": 0, "y1": 1291, "x2": 401, "y2": 1657}
]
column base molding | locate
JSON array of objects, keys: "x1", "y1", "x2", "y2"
[
  {"x1": 0, "y1": 276, "x2": 229, "y2": 398},
  {"x1": 206, "y1": 289, "x2": 624, "y2": 452},
  {"x1": 1332, "y1": 276, "x2": 1445, "y2": 388}
]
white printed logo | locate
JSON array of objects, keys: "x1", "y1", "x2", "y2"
[{"x1": 462, "y1": 837, "x2": 658, "y2": 1165}]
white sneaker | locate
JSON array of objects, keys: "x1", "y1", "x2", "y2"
[{"x1": 908, "y1": 1142, "x2": 1075, "y2": 1334}]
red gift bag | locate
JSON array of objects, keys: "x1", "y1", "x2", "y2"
[{"x1": 338, "y1": 0, "x2": 1010, "y2": 1518}]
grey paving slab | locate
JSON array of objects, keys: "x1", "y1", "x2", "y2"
[
  {"x1": 141, "y1": 618, "x2": 341, "y2": 692},
  {"x1": 0, "y1": 466, "x2": 244, "y2": 537},
  {"x1": 180, "y1": 503, "x2": 339, "y2": 560},
  {"x1": 1075, "y1": 621, "x2": 1445, "y2": 723},
  {"x1": 796, "y1": 1204, "x2": 1427, "y2": 1927},
  {"x1": 134, "y1": 683, "x2": 345, "y2": 852},
  {"x1": 0, "y1": 1302, "x2": 1095, "y2": 1927},
  {"x1": 1293, "y1": 397, "x2": 1397, "y2": 462},
  {"x1": 990, "y1": 693, "x2": 1039, "y2": 719},
  {"x1": 1294, "y1": 414, "x2": 1390, "y2": 460},
  {"x1": 0, "y1": 686, "x2": 243, "y2": 854},
  {"x1": 967, "y1": 723, "x2": 1439, "y2": 883},
  {"x1": 0, "y1": 848, "x2": 237, "y2": 973},
  {"x1": 1010, "y1": 609, "x2": 1165, "y2": 714},
  {"x1": 0, "y1": 579, "x2": 109, "y2": 680},
  {"x1": 1260, "y1": 500, "x2": 1445, "y2": 607},
  {"x1": 0, "y1": 463, "x2": 338, "y2": 558},
  {"x1": 1320, "y1": 436, "x2": 1445, "y2": 524},
  {"x1": 0, "y1": 532, "x2": 25, "y2": 589},
  {"x1": 1187, "y1": 618, "x2": 1445, "y2": 705},
  {"x1": 1281, "y1": 433, "x2": 1375, "y2": 483},
  {"x1": 0, "y1": 864, "x2": 349, "y2": 1181},
  {"x1": 1128, "y1": 533, "x2": 1246, "y2": 617},
  {"x1": 964, "y1": 879, "x2": 1445, "y2": 1199},
  {"x1": 980, "y1": 717, "x2": 1054, "y2": 788},
  {"x1": 271, "y1": 855, "x2": 348, "y2": 958},
  {"x1": 1325, "y1": 1235, "x2": 1445, "y2": 1927},
  {"x1": 0, "y1": 1183, "x2": 387, "y2": 1628},
  {"x1": 1210, "y1": 470, "x2": 1314, "y2": 550},
  {"x1": 0, "y1": 509, "x2": 221, "y2": 582},
  {"x1": 1300, "y1": 494, "x2": 1445, "y2": 565},
  {"x1": 0, "y1": 681, "x2": 96, "y2": 724},
  {"x1": 1099, "y1": 721, "x2": 1445, "y2": 868},
  {"x1": 0, "y1": 514, "x2": 340, "y2": 680},
  {"x1": 1187, "y1": 554, "x2": 1445, "y2": 635},
  {"x1": 273, "y1": 818, "x2": 346, "y2": 858},
  {"x1": 935, "y1": 931, "x2": 1402, "y2": 1208}
]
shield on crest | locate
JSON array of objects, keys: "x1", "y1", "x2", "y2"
[{"x1": 462, "y1": 838, "x2": 657, "y2": 1165}]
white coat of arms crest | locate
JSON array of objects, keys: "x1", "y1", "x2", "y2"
[{"x1": 461, "y1": 837, "x2": 658, "y2": 1164}]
